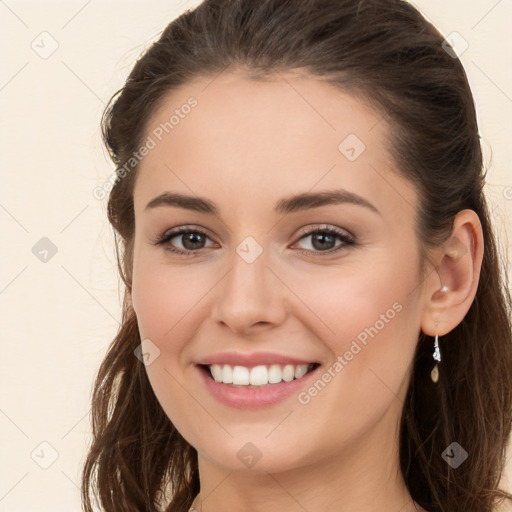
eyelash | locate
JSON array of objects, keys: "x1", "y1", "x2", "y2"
[{"x1": 151, "y1": 225, "x2": 356, "y2": 257}]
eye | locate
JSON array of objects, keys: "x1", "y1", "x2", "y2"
[
  {"x1": 293, "y1": 226, "x2": 355, "y2": 255},
  {"x1": 151, "y1": 226, "x2": 216, "y2": 255}
]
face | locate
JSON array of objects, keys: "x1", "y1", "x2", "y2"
[{"x1": 130, "y1": 71, "x2": 428, "y2": 473}]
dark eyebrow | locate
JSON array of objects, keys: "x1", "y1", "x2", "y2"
[
  {"x1": 274, "y1": 189, "x2": 380, "y2": 216},
  {"x1": 145, "y1": 189, "x2": 380, "y2": 216},
  {"x1": 145, "y1": 193, "x2": 219, "y2": 215}
]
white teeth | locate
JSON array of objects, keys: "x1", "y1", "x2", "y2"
[
  {"x1": 210, "y1": 364, "x2": 223, "y2": 382},
  {"x1": 207, "y1": 363, "x2": 313, "y2": 386},
  {"x1": 249, "y1": 365, "x2": 268, "y2": 386},
  {"x1": 282, "y1": 364, "x2": 295, "y2": 382},
  {"x1": 268, "y1": 364, "x2": 282, "y2": 384},
  {"x1": 294, "y1": 364, "x2": 308, "y2": 379},
  {"x1": 222, "y1": 364, "x2": 233, "y2": 384},
  {"x1": 232, "y1": 365, "x2": 250, "y2": 385}
]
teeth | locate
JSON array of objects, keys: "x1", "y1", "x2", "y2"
[
  {"x1": 294, "y1": 364, "x2": 308, "y2": 379},
  {"x1": 208, "y1": 363, "x2": 313, "y2": 386},
  {"x1": 282, "y1": 364, "x2": 295, "y2": 382},
  {"x1": 222, "y1": 364, "x2": 233, "y2": 384},
  {"x1": 232, "y1": 365, "x2": 250, "y2": 385},
  {"x1": 268, "y1": 364, "x2": 282, "y2": 384},
  {"x1": 210, "y1": 364, "x2": 223, "y2": 382},
  {"x1": 249, "y1": 365, "x2": 268, "y2": 386}
]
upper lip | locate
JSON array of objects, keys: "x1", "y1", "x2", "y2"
[{"x1": 196, "y1": 351, "x2": 318, "y2": 368}]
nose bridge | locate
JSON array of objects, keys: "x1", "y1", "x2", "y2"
[{"x1": 211, "y1": 239, "x2": 287, "y2": 332}]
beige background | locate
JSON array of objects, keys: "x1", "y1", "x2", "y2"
[{"x1": 0, "y1": 0, "x2": 511, "y2": 510}]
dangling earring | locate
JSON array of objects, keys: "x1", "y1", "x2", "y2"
[{"x1": 431, "y1": 321, "x2": 441, "y2": 383}]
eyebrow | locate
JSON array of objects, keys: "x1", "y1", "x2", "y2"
[{"x1": 145, "y1": 189, "x2": 381, "y2": 216}]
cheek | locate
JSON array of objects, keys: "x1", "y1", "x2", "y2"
[
  {"x1": 280, "y1": 288, "x2": 418, "y2": 460},
  {"x1": 289, "y1": 254, "x2": 421, "y2": 403},
  {"x1": 131, "y1": 260, "x2": 215, "y2": 444},
  {"x1": 132, "y1": 259, "x2": 212, "y2": 344},
  {"x1": 290, "y1": 254, "x2": 418, "y2": 347}
]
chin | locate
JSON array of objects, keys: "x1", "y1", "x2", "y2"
[{"x1": 194, "y1": 433, "x2": 320, "y2": 475}]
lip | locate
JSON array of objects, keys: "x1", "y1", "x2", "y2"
[
  {"x1": 196, "y1": 362, "x2": 321, "y2": 409},
  {"x1": 195, "y1": 351, "x2": 318, "y2": 368}
]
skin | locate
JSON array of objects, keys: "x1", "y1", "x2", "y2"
[{"x1": 129, "y1": 71, "x2": 483, "y2": 512}]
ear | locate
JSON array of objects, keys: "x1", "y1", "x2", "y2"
[{"x1": 420, "y1": 209, "x2": 484, "y2": 337}]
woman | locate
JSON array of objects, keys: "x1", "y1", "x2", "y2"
[{"x1": 82, "y1": 0, "x2": 512, "y2": 511}]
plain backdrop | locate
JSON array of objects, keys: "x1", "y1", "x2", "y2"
[{"x1": 1, "y1": 0, "x2": 511, "y2": 510}]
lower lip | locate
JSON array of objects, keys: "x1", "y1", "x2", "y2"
[{"x1": 197, "y1": 365, "x2": 320, "y2": 409}]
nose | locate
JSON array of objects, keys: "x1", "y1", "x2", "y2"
[{"x1": 210, "y1": 247, "x2": 288, "y2": 336}]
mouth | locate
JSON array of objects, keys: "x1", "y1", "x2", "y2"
[{"x1": 198, "y1": 362, "x2": 320, "y2": 388}]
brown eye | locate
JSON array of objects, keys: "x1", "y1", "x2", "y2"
[
  {"x1": 294, "y1": 227, "x2": 355, "y2": 254},
  {"x1": 176, "y1": 232, "x2": 207, "y2": 250},
  {"x1": 153, "y1": 227, "x2": 215, "y2": 255},
  {"x1": 310, "y1": 232, "x2": 337, "y2": 251}
]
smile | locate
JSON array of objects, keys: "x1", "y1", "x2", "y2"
[
  {"x1": 204, "y1": 363, "x2": 318, "y2": 387},
  {"x1": 196, "y1": 361, "x2": 321, "y2": 409}
]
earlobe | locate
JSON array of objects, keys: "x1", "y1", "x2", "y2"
[{"x1": 420, "y1": 209, "x2": 484, "y2": 337}]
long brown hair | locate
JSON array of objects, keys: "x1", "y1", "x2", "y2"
[{"x1": 82, "y1": 1, "x2": 512, "y2": 510}]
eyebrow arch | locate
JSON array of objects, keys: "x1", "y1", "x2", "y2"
[
  {"x1": 144, "y1": 189, "x2": 380, "y2": 216},
  {"x1": 275, "y1": 189, "x2": 380, "y2": 216}
]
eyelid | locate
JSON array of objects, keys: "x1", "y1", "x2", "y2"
[
  {"x1": 154, "y1": 224, "x2": 213, "y2": 242},
  {"x1": 293, "y1": 224, "x2": 354, "y2": 241}
]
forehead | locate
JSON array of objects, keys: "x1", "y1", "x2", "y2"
[{"x1": 133, "y1": 71, "x2": 416, "y2": 218}]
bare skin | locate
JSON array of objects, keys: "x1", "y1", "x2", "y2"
[{"x1": 129, "y1": 71, "x2": 483, "y2": 512}]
